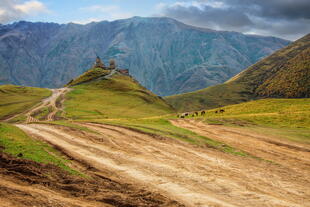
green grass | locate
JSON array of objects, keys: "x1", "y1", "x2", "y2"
[
  {"x1": 0, "y1": 85, "x2": 52, "y2": 120},
  {"x1": 66, "y1": 68, "x2": 111, "y2": 86},
  {"x1": 0, "y1": 122, "x2": 80, "y2": 175},
  {"x1": 32, "y1": 106, "x2": 52, "y2": 120},
  {"x1": 64, "y1": 74, "x2": 174, "y2": 120},
  {"x1": 93, "y1": 118, "x2": 248, "y2": 156},
  {"x1": 198, "y1": 98, "x2": 310, "y2": 144}
]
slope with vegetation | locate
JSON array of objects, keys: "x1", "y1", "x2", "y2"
[
  {"x1": 65, "y1": 68, "x2": 111, "y2": 87},
  {"x1": 0, "y1": 85, "x2": 51, "y2": 120},
  {"x1": 63, "y1": 70, "x2": 175, "y2": 120},
  {"x1": 198, "y1": 98, "x2": 310, "y2": 143},
  {"x1": 0, "y1": 122, "x2": 78, "y2": 174},
  {"x1": 166, "y1": 33, "x2": 310, "y2": 112}
]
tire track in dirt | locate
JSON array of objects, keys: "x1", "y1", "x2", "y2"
[
  {"x1": 0, "y1": 176, "x2": 108, "y2": 207},
  {"x1": 25, "y1": 88, "x2": 70, "y2": 123},
  {"x1": 17, "y1": 123, "x2": 310, "y2": 207},
  {"x1": 171, "y1": 119, "x2": 310, "y2": 176}
]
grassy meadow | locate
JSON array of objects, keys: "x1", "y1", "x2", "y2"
[
  {"x1": 0, "y1": 85, "x2": 51, "y2": 120},
  {"x1": 194, "y1": 98, "x2": 310, "y2": 144}
]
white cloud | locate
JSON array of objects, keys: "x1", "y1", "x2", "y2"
[
  {"x1": 0, "y1": 0, "x2": 48, "y2": 24},
  {"x1": 156, "y1": 1, "x2": 225, "y2": 10},
  {"x1": 14, "y1": 0, "x2": 47, "y2": 14}
]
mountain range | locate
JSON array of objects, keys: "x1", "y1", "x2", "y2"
[
  {"x1": 0, "y1": 16, "x2": 290, "y2": 96},
  {"x1": 166, "y1": 33, "x2": 310, "y2": 112}
]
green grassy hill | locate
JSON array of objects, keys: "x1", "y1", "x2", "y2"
[
  {"x1": 66, "y1": 68, "x2": 111, "y2": 86},
  {"x1": 0, "y1": 85, "x2": 51, "y2": 120},
  {"x1": 0, "y1": 122, "x2": 78, "y2": 174},
  {"x1": 166, "y1": 33, "x2": 310, "y2": 112},
  {"x1": 63, "y1": 70, "x2": 175, "y2": 120},
  {"x1": 197, "y1": 98, "x2": 310, "y2": 144}
]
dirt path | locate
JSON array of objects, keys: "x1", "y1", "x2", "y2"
[
  {"x1": 171, "y1": 119, "x2": 310, "y2": 176},
  {"x1": 17, "y1": 123, "x2": 310, "y2": 207},
  {"x1": 25, "y1": 88, "x2": 70, "y2": 123},
  {"x1": 0, "y1": 175, "x2": 109, "y2": 207},
  {"x1": 0, "y1": 150, "x2": 180, "y2": 207}
]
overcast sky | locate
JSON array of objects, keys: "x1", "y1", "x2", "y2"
[{"x1": 0, "y1": 0, "x2": 309, "y2": 40}]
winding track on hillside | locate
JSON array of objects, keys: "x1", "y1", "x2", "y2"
[
  {"x1": 16, "y1": 122, "x2": 310, "y2": 207},
  {"x1": 25, "y1": 88, "x2": 70, "y2": 123}
]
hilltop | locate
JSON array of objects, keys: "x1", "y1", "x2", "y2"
[
  {"x1": 62, "y1": 67, "x2": 175, "y2": 120},
  {"x1": 0, "y1": 17, "x2": 289, "y2": 96},
  {"x1": 166, "y1": 33, "x2": 310, "y2": 112}
]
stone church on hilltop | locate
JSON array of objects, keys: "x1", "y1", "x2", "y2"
[
  {"x1": 93, "y1": 56, "x2": 105, "y2": 69},
  {"x1": 92, "y1": 56, "x2": 129, "y2": 75}
]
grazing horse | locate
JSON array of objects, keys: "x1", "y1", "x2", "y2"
[
  {"x1": 180, "y1": 115, "x2": 185, "y2": 118},
  {"x1": 201, "y1": 111, "x2": 206, "y2": 116},
  {"x1": 195, "y1": 112, "x2": 199, "y2": 116},
  {"x1": 220, "y1": 109, "x2": 225, "y2": 113}
]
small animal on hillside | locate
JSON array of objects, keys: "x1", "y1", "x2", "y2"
[
  {"x1": 220, "y1": 109, "x2": 225, "y2": 113},
  {"x1": 184, "y1": 113, "x2": 189, "y2": 117},
  {"x1": 215, "y1": 110, "x2": 218, "y2": 114},
  {"x1": 201, "y1": 111, "x2": 206, "y2": 116},
  {"x1": 180, "y1": 115, "x2": 185, "y2": 118},
  {"x1": 177, "y1": 114, "x2": 180, "y2": 118},
  {"x1": 195, "y1": 112, "x2": 199, "y2": 116},
  {"x1": 192, "y1": 114, "x2": 195, "y2": 117}
]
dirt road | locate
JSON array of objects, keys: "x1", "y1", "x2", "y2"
[
  {"x1": 17, "y1": 122, "x2": 310, "y2": 207},
  {"x1": 171, "y1": 119, "x2": 310, "y2": 176},
  {"x1": 26, "y1": 88, "x2": 70, "y2": 123},
  {"x1": 0, "y1": 151, "x2": 179, "y2": 207}
]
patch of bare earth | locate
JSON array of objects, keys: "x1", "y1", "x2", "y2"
[
  {"x1": 23, "y1": 88, "x2": 70, "y2": 123},
  {"x1": 0, "y1": 151, "x2": 181, "y2": 207},
  {"x1": 15, "y1": 122, "x2": 310, "y2": 207},
  {"x1": 171, "y1": 119, "x2": 310, "y2": 176}
]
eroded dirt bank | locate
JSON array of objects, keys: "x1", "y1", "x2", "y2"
[
  {"x1": 16, "y1": 122, "x2": 310, "y2": 207},
  {"x1": 0, "y1": 151, "x2": 181, "y2": 207}
]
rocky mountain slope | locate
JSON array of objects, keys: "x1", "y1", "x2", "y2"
[
  {"x1": 0, "y1": 17, "x2": 290, "y2": 96},
  {"x1": 166, "y1": 33, "x2": 310, "y2": 111}
]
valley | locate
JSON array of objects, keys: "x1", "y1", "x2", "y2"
[
  {"x1": 0, "y1": 66, "x2": 309, "y2": 206},
  {"x1": 0, "y1": 32, "x2": 309, "y2": 206}
]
